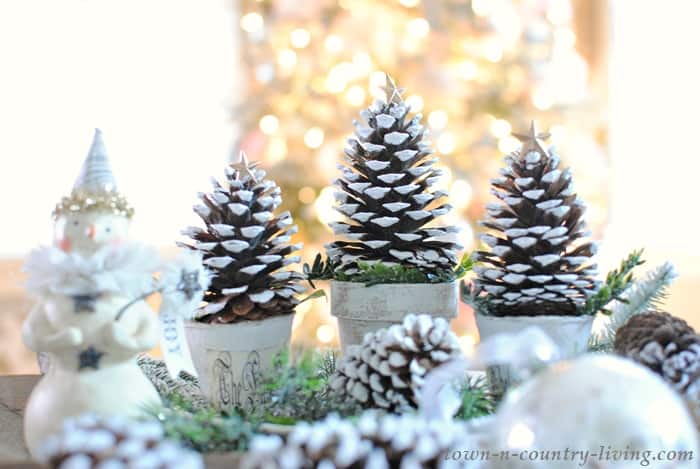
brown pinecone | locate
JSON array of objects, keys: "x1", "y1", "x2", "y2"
[
  {"x1": 180, "y1": 153, "x2": 305, "y2": 323},
  {"x1": 472, "y1": 122, "x2": 599, "y2": 316},
  {"x1": 325, "y1": 76, "x2": 460, "y2": 276},
  {"x1": 330, "y1": 314, "x2": 461, "y2": 412},
  {"x1": 39, "y1": 414, "x2": 202, "y2": 469},
  {"x1": 615, "y1": 311, "x2": 700, "y2": 392}
]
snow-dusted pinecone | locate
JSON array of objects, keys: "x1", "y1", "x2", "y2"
[
  {"x1": 38, "y1": 414, "x2": 203, "y2": 469},
  {"x1": 137, "y1": 355, "x2": 208, "y2": 410},
  {"x1": 615, "y1": 311, "x2": 700, "y2": 393},
  {"x1": 330, "y1": 314, "x2": 461, "y2": 412},
  {"x1": 326, "y1": 76, "x2": 460, "y2": 276},
  {"x1": 241, "y1": 412, "x2": 474, "y2": 469},
  {"x1": 180, "y1": 153, "x2": 304, "y2": 323},
  {"x1": 472, "y1": 122, "x2": 599, "y2": 316}
]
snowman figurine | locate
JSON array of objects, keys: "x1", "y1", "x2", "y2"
[{"x1": 22, "y1": 129, "x2": 163, "y2": 458}]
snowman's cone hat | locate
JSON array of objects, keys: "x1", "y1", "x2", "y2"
[
  {"x1": 53, "y1": 129, "x2": 134, "y2": 219},
  {"x1": 73, "y1": 128, "x2": 118, "y2": 193}
]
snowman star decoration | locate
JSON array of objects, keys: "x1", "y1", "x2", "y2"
[{"x1": 22, "y1": 129, "x2": 163, "y2": 459}]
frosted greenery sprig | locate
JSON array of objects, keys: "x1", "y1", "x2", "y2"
[{"x1": 589, "y1": 261, "x2": 677, "y2": 352}]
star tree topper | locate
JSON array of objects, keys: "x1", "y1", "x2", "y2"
[
  {"x1": 381, "y1": 74, "x2": 405, "y2": 105},
  {"x1": 513, "y1": 121, "x2": 551, "y2": 155},
  {"x1": 230, "y1": 151, "x2": 260, "y2": 182}
]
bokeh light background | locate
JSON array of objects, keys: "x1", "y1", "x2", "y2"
[{"x1": 0, "y1": 0, "x2": 698, "y2": 373}]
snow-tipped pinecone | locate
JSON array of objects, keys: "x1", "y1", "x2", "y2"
[
  {"x1": 325, "y1": 76, "x2": 461, "y2": 276},
  {"x1": 330, "y1": 314, "x2": 461, "y2": 412},
  {"x1": 38, "y1": 414, "x2": 203, "y2": 469},
  {"x1": 242, "y1": 412, "x2": 474, "y2": 469},
  {"x1": 615, "y1": 311, "x2": 700, "y2": 393},
  {"x1": 471, "y1": 122, "x2": 599, "y2": 316},
  {"x1": 137, "y1": 355, "x2": 208, "y2": 410},
  {"x1": 180, "y1": 153, "x2": 305, "y2": 323}
]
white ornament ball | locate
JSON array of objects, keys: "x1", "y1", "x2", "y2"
[
  {"x1": 54, "y1": 211, "x2": 130, "y2": 255},
  {"x1": 489, "y1": 355, "x2": 699, "y2": 469}
]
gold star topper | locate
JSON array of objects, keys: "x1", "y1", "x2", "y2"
[
  {"x1": 381, "y1": 74, "x2": 405, "y2": 105},
  {"x1": 230, "y1": 151, "x2": 260, "y2": 182},
  {"x1": 513, "y1": 121, "x2": 551, "y2": 155}
]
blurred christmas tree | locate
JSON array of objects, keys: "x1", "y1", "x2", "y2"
[{"x1": 233, "y1": 0, "x2": 609, "y2": 348}]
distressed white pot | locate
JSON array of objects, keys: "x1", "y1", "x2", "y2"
[
  {"x1": 184, "y1": 314, "x2": 293, "y2": 410},
  {"x1": 475, "y1": 312, "x2": 595, "y2": 395},
  {"x1": 331, "y1": 280, "x2": 458, "y2": 352}
]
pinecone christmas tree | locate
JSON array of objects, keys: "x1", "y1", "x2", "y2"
[
  {"x1": 330, "y1": 314, "x2": 461, "y2": 412},
  {"x1": 180, "y1": 153, "x2": 304, "y2": 323},
  {"x1": 615, "y1": 311, "x2": 700, "y2": 393},
  {"x1": 471, "y1": 122, "x2": 599, "y2": 316},
  {"x1": 325, "y1": 76, "x2": 460, "y2": 277},
  {"x1": 39, "y1": 414, "x2": 203, "y2": 469},
  {"x1": 242, "y1": 412, "x2": 473, "y2": 469}
]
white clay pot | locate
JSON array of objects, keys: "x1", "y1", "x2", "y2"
[
  {"x1": 184, "y1": 314, "x2": 293, "y2": 410},
  {"x1": 331, "y1": 280, "x2": 458, "y2": 352},
  {"x1": 474, "y1": 312, "x2": 595, "y2": 395}
]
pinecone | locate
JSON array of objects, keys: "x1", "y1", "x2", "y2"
[
  {"x1": 472, "y1": 122, "x2": 599, "y2": 316},
  {"x1": 242, "y1": 412, "x2": 473, "y2": 469},
  {"x1": 38, "y1": 414, "x2": 203, "y2": 469},
  {"x1": 325, "y1": 76, "x2": 460, "y2": 276},
  {"x1": 180, "y1": 153, "x2": 305, "y2": 323},
  {"x1": 137, "y1": 355, "x2": 207, "y2": 410},
  {"x1": 615, "y1": 311, "x2": 700, "y2": 393},
  {"x1": 330, "y1": 314, "x2": 461, "y2": 412}
]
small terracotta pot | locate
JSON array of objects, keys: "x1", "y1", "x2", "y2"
[
  {"x1": 184, "y1": 314, "x2": 293, "y2": 409},
  {"x1": 330, "y1": 280, "x2": 458, "y2": 352}
]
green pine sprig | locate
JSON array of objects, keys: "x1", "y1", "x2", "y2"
[
  {"x1": 250, "y1": 349, "x2": 361, "y2": 424},
  {"x1": 582, "y1": 249, "x2": 645, "y2": 315},
  {"x1": 147, "y1": 393, "x2": 258, "y2": 452},
  {"x1": 303, "y1": 252, "x2": 474, "y2": 287},
  {"x1": 455, "y1": 376, "x2": 497, "y2": 420}
]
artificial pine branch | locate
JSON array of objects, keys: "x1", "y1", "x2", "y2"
[
  {"x1": 304, "y1": 252, "x2": 474, "y2": 287},
  {"x1": 148, "y1": 393, "x2": 258, "y2": 452},
  {"x1": 582, "y1": 249, "x2": 645, "y2": 316},
  {"x1": 589, "y1": 261, "x2": 677, "y2": 352},
  {"x1": 250, "y1": 349, "x2": 361, "y2": 424},
  {"x1": 455, "y1": 376, "x2": 497, "y2": 420}
]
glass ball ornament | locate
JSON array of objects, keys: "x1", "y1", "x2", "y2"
[{"x1": 489, "y1": 354, "x2": 699, "y2": 469}]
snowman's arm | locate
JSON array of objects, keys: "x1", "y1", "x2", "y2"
[
  {"x1": 22, "y1": 303, "x2": 83, "y2": 352},
  {"x1": 109, "y1": 311, "x2": 159, "y2": 352}
]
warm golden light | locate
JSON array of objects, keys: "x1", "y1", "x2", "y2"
[
  {"x1": 405, "y1": 94, "x2": 424, "y2": 112},
  {"x1": 428, "y1": 110, "x2": 448, "y2": 129},
  {"x1": 437, "y1": 132, "x2": 456, "y2": 154},
  {"x1": 259, "y1": 114, "x2": 279, "y2": 134},
  {"x1": 490, "y1": 119, "x2": 512, "y2": 138},
  {"x1": 298, "y1": 186, "x2": 317, "y2": 204},
  {"x1": 532, "y1": 87, "x2": 554, "y2": 110},
  {"x1": 316, "y1": 324, "x2": 336, "y2": 343},
  {"x1": 451, "y1": 179, "x2": 473, "y2": 209},
  {"x1": 458, "y1": 60, "x2": 478, "y2": 81},
  {"x1": 266, "y1": 137, "x2": 287, "y2": 163},
  {"x1": 277, "y1": 48, "x2": 297, "y2": 71},
  {"x1": 345, "y1": 85, "x2": 366, "y2": 106},
  {"x1": 399, "y1": 0, "x2": 420, "y2": 7},
  {"x1": 324, "y1": 34, "x2": 344, "y2": 53},
  {"x1": 406, "y1": 18, "x2": 430, "y2": 39},
  {"x1": 290, "y1": 28, "x2": 311, "y2": 48},
  {"x1": 240, "y1": 12, "x2": 264, "y2": 33},
  {"x1": 304, "y1": 127, "x2": 325, "y2": 149},
  {"x1": 498, "y1": 135, "x2": 520, "y2": 154}
]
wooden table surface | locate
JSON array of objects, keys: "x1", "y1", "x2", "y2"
[{"x1": 0, "y1": 375, "x2": 242, "y2": 468}]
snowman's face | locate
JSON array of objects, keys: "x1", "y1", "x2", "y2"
[{"x1": 54, "y1": 211, "x2": 130, "y2": 255}]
